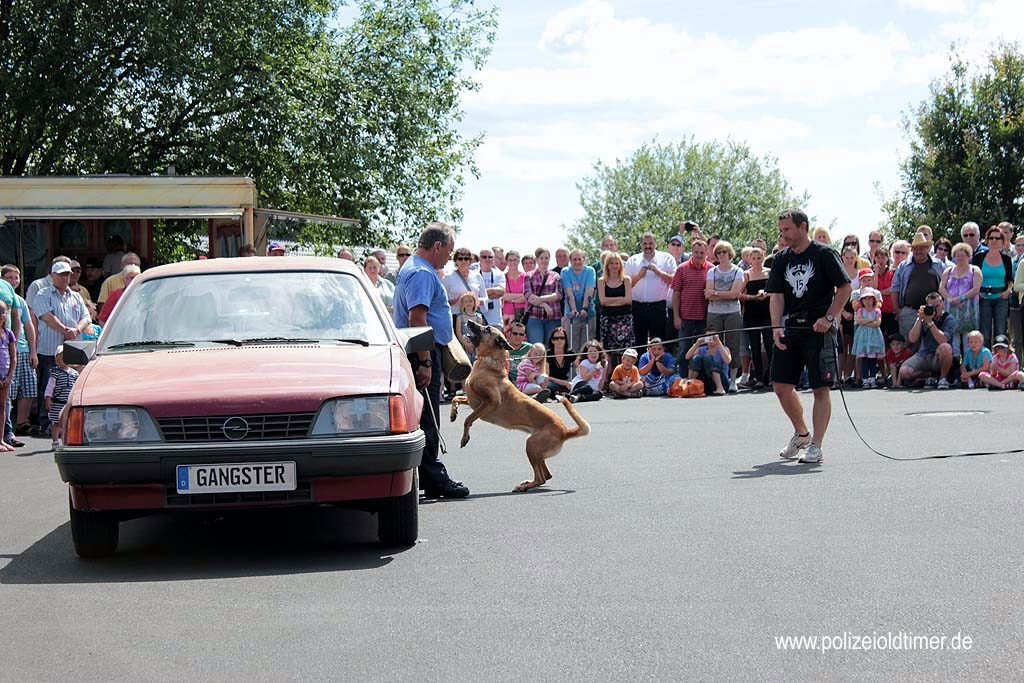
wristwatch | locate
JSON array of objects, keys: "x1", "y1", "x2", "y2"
[{"x1": 825, "y1": 314, "x2": 836, "y2": 323}]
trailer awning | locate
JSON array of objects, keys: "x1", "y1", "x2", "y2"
[{"x1": 0, "y1": 206, "x2": 245, "y2": 221}]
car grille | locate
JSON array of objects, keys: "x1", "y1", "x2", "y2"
[
  {"x1": 157, "y1": 413, "x2": 316, "y2": 442},
  {"x1": 166, "y1": 482, "x2": 313, "y2": 507}
]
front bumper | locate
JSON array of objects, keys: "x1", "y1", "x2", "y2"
[{"x1": 57, "y1": 431, "x2": 425, "y2": 512}]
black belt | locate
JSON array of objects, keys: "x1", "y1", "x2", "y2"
[
  {"x1": 632, "y1": 301, "x2": 665, "y2": 307},
  {"x1": 980, "y1": 286, "x2": 1004, "y2": 294}
]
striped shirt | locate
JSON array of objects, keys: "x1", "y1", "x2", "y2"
[{"x1": 34, "y1": 286, "x2": 89, "y2": 356}]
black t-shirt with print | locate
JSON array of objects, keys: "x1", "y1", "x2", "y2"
[{"x1": 765, "y1": 240, "x2": 849, "y2": 320}]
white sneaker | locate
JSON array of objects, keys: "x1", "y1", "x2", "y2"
[
  {"x1": 967, "y1": 379, "x2": 975, "y2": 389},
  {"x1": 798, "y1": 442, "x2": 823, "y2": 464},
  {"x1": 739, "y1": 373, "x2": 750, "y2": 387},
  {"x1": 937, "y1": 378, "x2": 950, "y2": 390},
  {"x1": 779, "y1": 432, "x2": 812, "y2": 459}
]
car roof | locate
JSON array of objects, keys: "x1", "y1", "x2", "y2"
[{"x1": 134, "y1": 256, "x2": 363, "y2": 282}]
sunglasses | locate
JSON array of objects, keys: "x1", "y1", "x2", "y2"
[
  {"x1": 987, "y1": 235, "x2": 1003, "y2": 241},
  {"x1": 480, "y1": 255, "x2": 493, "y2": 259},
  {"x1": 455, "y1": 256, "x2": 472, "y2": 261},
  {"x1": 71, "y1": 268, "x2": 82, "y2": 272},
  {"x1": 844, "y1": 242, "x2": 857, "y2": 247},
  {"x1": 869, "y1": 239, "x2": 882, "y2": 243},
  {"x1": 551, "y1": 336, "x2": 566, "y2": 340},
  {"x1": 893, "y1": 250, "x2": 908, "y2": 255},
  {"x1": 397, "y1": 253, "x2": 411, "y2": 258},
  {"x1": 510, "y1": 331, "x2": 526, "y2": 336}
]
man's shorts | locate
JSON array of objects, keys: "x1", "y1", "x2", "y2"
[
  {"x1": 902, "y1": 352, "x2": 940, "y2": 374},
  {"x1": 770, "y1": 323, "x2": 837, "y2": 389},
  {"x1": 10, "y1": 350, "x2": 37, "y2": 400}
]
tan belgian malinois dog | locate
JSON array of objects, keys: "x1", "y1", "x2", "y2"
[{"x1": 449, "y1": 320, "x2": 590, "y2": 491}]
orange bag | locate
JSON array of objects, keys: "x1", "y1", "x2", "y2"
[{"x1": 668, "y1": 377, "x2": 705, "y2": 397}]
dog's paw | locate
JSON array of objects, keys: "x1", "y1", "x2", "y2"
[
  {"x1": 460, "y1": 434, "x2": 470, "y2": 448},
  {"x1": 448, "y1": 406, "x2": 458, "y2": 422}
]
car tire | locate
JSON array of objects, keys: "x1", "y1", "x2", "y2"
[
  {"x1": 377, "y1": 470, "x2": 418, "y2": 546},
  {"x1": 69, "y1": 493, "x2": 120, "y2": 558}
]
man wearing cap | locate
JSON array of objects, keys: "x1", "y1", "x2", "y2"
[
  {"x1": 268, "y1": 241, "x2": 286, "y2": 256},
  {"x1": 897, "y1": 291, "x2": 955, "y2": 389},
  {"x1": 891, "y1": 231, "x2": 946, "y2": 342},
  {"x1": 668, "y1": 235, "x2": 686, "y2": 265},
  {"x1": 79, "y1": 257, "x2": 105, "y2": 302},
  {"x1": 393, "y1": 221, "x2": 469, "y2": 500},
  {"x1": 33, "y1": 260, "x2": 91, "y2": 434},
  {"x1": 625, "y1": 232, "x2": 677, "y2": 348}
]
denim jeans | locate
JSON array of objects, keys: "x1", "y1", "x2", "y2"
[
  {"x1": 526, "y1": 317, "x2": 560, "y2": 345},
  {"x1": 978, "y1": 297, "x2": 1009, "y2": 347},
  {"x1": 677, "y1": 319, "x2": 707, "y2": 375}
]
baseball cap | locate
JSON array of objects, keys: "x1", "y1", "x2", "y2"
[
  {"x1": 857, "y1": 267, "x2": 874, "y2": 279},
  {"x1": 623, "y1": 348, "x2": 638, "y2": 358},
  {"x1": 993, "y1": 334, "x2": 1010, "y2": 348},
  {"x1": 51, "y1": 261, "x2": 72, "y2": 274},
  {"x1": 669, "y1": 235, "x2": 684, "y2": 245},
  {"x1": 649, "y1": 337, "x2": 663, "y2": 345},
  {"x1": 267, "y1": 241, "x2": 285, "y2": 253}
]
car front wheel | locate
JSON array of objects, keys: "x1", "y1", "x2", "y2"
[
  {"x1": 69, "y1": 493, "x2": 120, "y2": 558},
  {"x1": 377, "y1": 470, "x2": 418, "y2": 546}
]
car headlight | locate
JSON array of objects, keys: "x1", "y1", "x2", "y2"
[
  {"x1": 311, "y1": 396, "x2": 408, "y2": 436},
  {"x1": 67, "y1": 407, "x2": 163, "y2": 445}
]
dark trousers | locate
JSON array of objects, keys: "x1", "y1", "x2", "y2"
[
  {"x1": 676, "y1": 319, "x2": 707, "y2": 375},
  {"x1": 747, "y1": 321, "x2": 774, "y2": 383},
  {"x1": 36, "y1": 354, "x2": 55, "y2": 432},
  {"x1": 418, "y1": 347, "x2": 453, "y2": 490},
  {"x1": 631, "y1": 300, "x2": 667, "y2": 348}
]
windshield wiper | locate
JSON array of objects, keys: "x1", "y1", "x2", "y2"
[
  {"x1": 336, "y1": 338, "x2": 370, "y2": 346},
  {"x1": 237, "y1": 337, "x2": 320, "y2": 344},
  {"x1": 106, "y1": 340, "x2": 196, "y2": 349}
]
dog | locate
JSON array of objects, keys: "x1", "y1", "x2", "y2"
[{"x1": 449, "y1": 319, "x2": 590, "y2": 492}]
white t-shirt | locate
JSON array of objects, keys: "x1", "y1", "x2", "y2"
[
  {"x1": 442, "y1": 270, "x2": 485, "y2": 317},
  {"x1": 574, "y1": 358, "x2": 605, "y2": 392},
  {"x1": 706, "y1": 264, "x2": 744, "y2": 315},
  {"x1": 476, "y1": 268, "x2": 506, "y2": 326}
]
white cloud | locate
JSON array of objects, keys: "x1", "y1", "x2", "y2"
[{"x1": 898, "y1": 0, "x2": 968, "y2": 15}]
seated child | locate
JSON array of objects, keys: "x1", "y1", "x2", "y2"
[
  {"x1": 978, "y1": 335, "x2": 1024, "y2": 390},
  {"x1": 684, "y1": 328, "x2": 732, "y2": 395},
  {"x1": 569, "y1": 339, "x2": 607, "y2": 402},
  {"x1": 637, "y1": 337, "x2": 676, "y2": 396},
  {"x1": 610, "y1": 348, "x2": 644, "y2": 398},
  {"x1": 515, "y1": 342, "x2": 551, "y2": 402},
  {"x1": 959, "y1": 330, "x2": 992, "y2": 389},
  {"x1": 45, "y1": 345, "x2": 81, "y2": 450},
  {"x1": 885, "y1": 332, "x2": 913, "y2": 388}
]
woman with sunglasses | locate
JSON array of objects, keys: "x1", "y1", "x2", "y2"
[
  {"x1": 545, "y1": 327, "x2": 577, "y2": 396},
  {"x1": 934, "y1": 237, "x2": 954, "y2": 269},
  {"x1": 971, "y1": 228, "x2": 1015, "y2": 346},
  {"x1": 442, "y1": 247, "x2": 484, "y2": 398},
  {"x1": 841, "y1": 234, "x2": 871, "y2": 269}
]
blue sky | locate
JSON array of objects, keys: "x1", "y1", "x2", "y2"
[{"x1": 452, "y1": 0, "x2": 1024, "y2": 254}]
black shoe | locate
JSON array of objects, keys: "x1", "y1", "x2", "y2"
[
  {"x1": 14, "y1": 423, "x2": 32, "y2": 437},
  {"x1": 422, "y1": 480, "x2": 470, "y2": 499},
  {"x1": 533, "y1": 389, "x2": 551, "y2": 403},
  {"x1": 5, "y1": 438, "x2": 25, "y2": 448}
]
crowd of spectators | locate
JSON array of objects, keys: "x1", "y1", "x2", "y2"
[{"x1": 358, "y1": 219, "x2": 1024, "y2": 398}]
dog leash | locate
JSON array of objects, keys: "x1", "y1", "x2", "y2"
[{"x1": 419, "y1": 387, "x2": 449, "y2": 455}]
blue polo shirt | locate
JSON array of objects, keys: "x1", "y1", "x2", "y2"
[{"x1": 393, "y1": 254, "x2": 453, "y2": 344}]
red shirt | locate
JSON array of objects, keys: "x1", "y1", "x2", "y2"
[
  {"x1": 876, "y1": 269, "x2": 895, "y2": 314},
  {"x1": 671, "y1": 259, "x2": 713, "y2": 320}
]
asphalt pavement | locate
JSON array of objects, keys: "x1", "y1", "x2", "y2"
[{"x1": 1, "y1": 387, "x2": 1022, "y2": 682}]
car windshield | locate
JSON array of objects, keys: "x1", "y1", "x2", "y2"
[{"x1": 99, "y1": 270, "x2": 391, "y2": 350}]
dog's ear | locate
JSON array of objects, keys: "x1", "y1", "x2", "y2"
[
  {"x1": 494, "y1": 331, "x2": 513, "y2": 350},
  {"x1": 467, "y1": 319, "x2": 484, "y2": 334}
]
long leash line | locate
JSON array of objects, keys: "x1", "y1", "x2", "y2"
[{"x1": 531, "y1": 321, "x2": 1023, "y2": 462}]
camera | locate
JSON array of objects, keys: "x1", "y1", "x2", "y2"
[
  {"x1": 923, "y1": 305, "x2": 935, "y2": 317},
  {"x1": 683, "y1": 220, "x2": 698, "y2": 233},
  {"x1": 487, "y1": 300, "x2": 494, "y2": 310}
]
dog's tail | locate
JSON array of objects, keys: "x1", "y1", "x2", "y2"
[{"x1": 559, "y1": 397, "x2": 591, "y2": 439}]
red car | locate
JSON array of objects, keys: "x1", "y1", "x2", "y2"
[{"x1": 57, "y1": 256, "x2": 432, "y2": 557}]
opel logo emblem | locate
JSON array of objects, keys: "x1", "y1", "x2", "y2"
[{"x1": 222, "y1": 417, "x2": 249, "y2": 441}]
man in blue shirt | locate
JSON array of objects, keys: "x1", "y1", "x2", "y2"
[{"x1": 393, "y1": 222, "x2": 470, "y2": 499}]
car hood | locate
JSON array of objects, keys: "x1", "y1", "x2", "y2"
[{"x1": 77, "y1": 344, "x2": 399, "y2": 417}]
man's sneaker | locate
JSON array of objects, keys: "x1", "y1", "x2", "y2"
[
  {"x1": 937, "y1": 378, "x2": 950, "y2": 389},
  {"x1": 924, "y1": 377, "x2": 937, "y2": 388},
  {"x1": 967, "y1": 379, "x2": 975, "y2": 389},
  {"x1": 779, "y1": 432, "x2": 812, "y2": 459},
  {"x1": 798, "y1": 442, "x2": 823, "y2": 464},
  {"x1": 422, "y1": 479, "x2": 470, "y2": 499}
]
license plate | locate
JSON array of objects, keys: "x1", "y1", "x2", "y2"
[{"x1": 176, "y1": 462, "x2": 297, "y2": 494}]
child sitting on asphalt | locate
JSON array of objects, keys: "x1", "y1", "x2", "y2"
[
  {"x1": 515, "y1": 342, "x2": 552, "y2": 402},
  {"x1": 609, "y1": 348, "x2": 644, "y2": 398},
  {"x1": 959, "y1": 330, "x2": 992, "y2": 389},
  {"x1": 885, "y1": 333, "x2": 913, "y2": 388},
  {"x1": 977, "y1": 335, "x2": 1024, "y2": 390}
]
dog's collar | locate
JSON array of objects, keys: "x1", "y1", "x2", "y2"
[{"x1": 480, "y1": 355, "x2": 504, "y2": 366}]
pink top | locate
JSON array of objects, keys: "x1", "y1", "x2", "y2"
[
  {"x1": 515, "y1": 357, "x2": 542, "y2": 390},
  {"x1": 989, "y1": 352, "x2": 1020, "y2": 380},
  {"x1": 503, "y1": 271, "x2": 526, "y2": 317}
]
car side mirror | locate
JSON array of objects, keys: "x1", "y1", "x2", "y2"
[
  {"x1": 62, "y1": 341, "x2": 96, "y2": 367},
  {"x1": 397, "y1": 326, "x2": 434, "y2": 355}
]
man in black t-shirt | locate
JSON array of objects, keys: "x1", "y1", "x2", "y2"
[{"x1": 765, "y1": 208, "x2": 852, "y2": 465}]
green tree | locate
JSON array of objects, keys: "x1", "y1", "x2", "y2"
[
  {"x1": 566, "y1": 138, "x2": 808, "y2": 256},
  {"x1": 889, "y1": 43, "x2": 1024, "y2": 242},
  {"x1": 0, "y1": 0, "x2": 496, "y2": 262}
]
